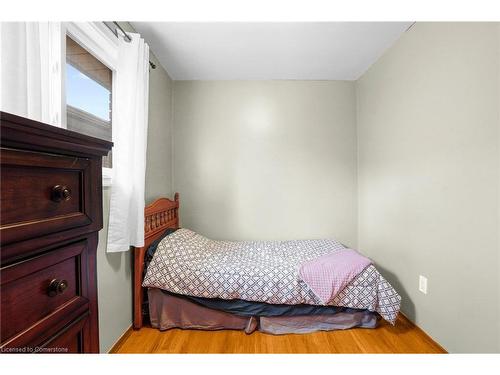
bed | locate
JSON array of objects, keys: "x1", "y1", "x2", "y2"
[{"x1": 132, "y1": 194, "x2": 401, "y2": 333}]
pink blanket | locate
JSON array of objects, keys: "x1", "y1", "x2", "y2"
[{"x1": 298, "y1": 249, "x2": 372, "y2": 304}]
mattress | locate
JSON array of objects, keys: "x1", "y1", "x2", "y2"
[
  {"x1": 148, "y1": 288, "x2": 378, "y2": 334},
  {"x1": 143, "y1": 228, "x2": 401, "y2": 323}
]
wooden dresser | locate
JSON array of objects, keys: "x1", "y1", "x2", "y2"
[{"x1": 0, "y1": 112, "x2": 112, "y2": 353}]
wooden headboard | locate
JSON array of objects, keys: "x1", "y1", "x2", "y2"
[{"x1": 132, "y1": 193, "x2": 179, "y2": 329}]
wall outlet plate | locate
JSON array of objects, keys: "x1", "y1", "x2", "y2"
[{"x1": 419, "y1": 275, "x2": 428, "y2": 294}]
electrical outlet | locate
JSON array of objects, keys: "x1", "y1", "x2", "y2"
[{"x1": 419, "y1": 275, "x2": 428, "y2": 294}]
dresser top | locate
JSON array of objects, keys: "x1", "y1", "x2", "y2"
[{"x1": 1, "y1": 111, "x2": 113, "y2": 157}]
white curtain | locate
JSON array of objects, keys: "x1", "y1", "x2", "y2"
[
  {"x1": 107, "y1": 32, "x2": 150, "y2": 252},
  {"x1": 0, "y1": 22, "x2": 59, "y2": 125}
]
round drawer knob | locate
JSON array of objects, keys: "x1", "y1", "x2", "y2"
[
  {"x1": 51, "y1": 185, "x2": 72, "y2": 202},
  {"x1": 47, "y1": 279, "x2": 69, "y2": 297}
]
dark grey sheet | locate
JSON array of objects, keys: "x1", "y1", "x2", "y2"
[{"x1": 161, "y1": 290, "x2": 369, "y2": 317}]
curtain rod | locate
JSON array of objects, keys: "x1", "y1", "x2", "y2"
[{"x1": 103, "y1": 21, "x2": 156, "y2": 69}]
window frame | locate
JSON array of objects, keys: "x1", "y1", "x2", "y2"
[{"x1": 60, "y1": 22, "x2": 118, "y2": 186}]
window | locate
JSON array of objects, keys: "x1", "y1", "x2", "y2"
[{"x1": 66, "y1": 35, "x2": 113, "y2": 168}]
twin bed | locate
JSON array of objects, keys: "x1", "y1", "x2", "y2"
[{"x1": 132, "y1": 194, "x2": 401, "y2": 334}]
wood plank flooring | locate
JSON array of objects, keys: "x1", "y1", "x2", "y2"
[{"x1": 111, "y1": 314, "x2": 446, "y2": 354}]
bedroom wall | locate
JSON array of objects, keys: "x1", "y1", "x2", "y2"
[
  {"x1": 356, "y1": 22, "x2": 500, "y2": 353},
  {"x1": 173, "y1": 81, "x2": 357, "y2": 245},
  {"x1": 96, "y1": 23, "x2": 174, "y2": 353},
  {"x1": 498, "y1": 22, "x2": 500, "y2": 356}
]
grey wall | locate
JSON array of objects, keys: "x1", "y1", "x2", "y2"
[
  {"x1": 96, "y1": 188, "x2": 132, "y2": 353},
  {"x1": 498, "y1": 23, "x2": 500, "y2": 354},
  {"x1": 356, "y1": 22, "x2": 500, "y2": 353},
  {"x1": 145, "y1": 55, "x2": 174, "y2": 203},
  {"x1": 96, "y1": 23, "x2": 174, "y2": 353},
  {"x1": 173, "y1": 81, "x2": 357, "y2": 245}
]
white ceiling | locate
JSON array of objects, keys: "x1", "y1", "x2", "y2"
[{"x1": 131, "y1": 22, "x2": 413, "y2": 81}]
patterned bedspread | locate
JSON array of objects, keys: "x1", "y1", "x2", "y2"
[{"x1": 143, "y1": 229, "x2": 401, "y2": 324}]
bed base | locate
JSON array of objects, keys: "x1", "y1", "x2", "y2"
[{"x1": 132, "y1": 193, "x2": 179, "y2": 330}]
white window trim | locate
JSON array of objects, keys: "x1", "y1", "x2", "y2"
[
  {"x1": 46, "y1": 22, "x2": 64, "y2": 127},
  {"x1": 102, "y1": 167, "x2": 113, "y2": 187},
  {"x1": 61, "y1": 22, "x2": 118, "y2": 186},
  {"x1": 64, "y1": 22, "x2": 118, "y2": 71}
]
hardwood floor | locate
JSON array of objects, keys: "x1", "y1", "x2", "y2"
[{"x1": 111, "y1": 314, "x2": 446, "y2": 354}]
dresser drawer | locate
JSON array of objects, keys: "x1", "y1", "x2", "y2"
[
  {"x1": 39, "y1": 313, "x2": 90, "y2": 353},
  {"x1": 0, "y1": 241, "x2": 90, "y2": 344},
  {"x1": 0, "y1": 148, "x2": 94, "y2": 245}
]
